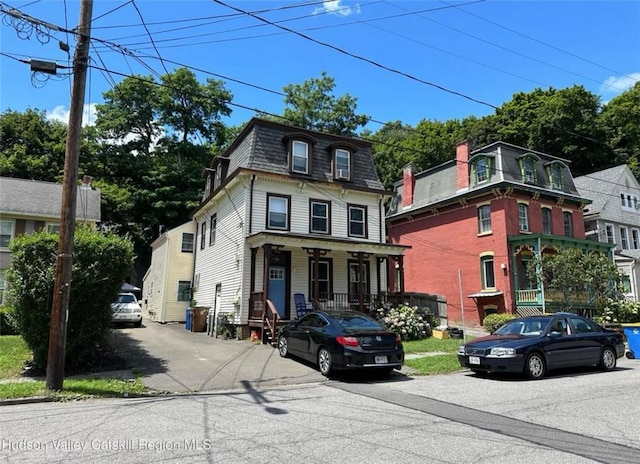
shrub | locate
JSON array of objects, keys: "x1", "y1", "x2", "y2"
[
  {"x1": 0, "y1": 306, "x2": 18, "y2": 335},
  {"x1": 594, "y1": 298, "x2": 640, "y2": 324},
  {"x1": 483, "y1": 313, "x2": 516, "y2": 333},
  {"x1": 5, "y1": 226, "x2": 134, "y2": 371},
  {"x1": 376, "y1": 303, "x2": 430, "y2": 341}
]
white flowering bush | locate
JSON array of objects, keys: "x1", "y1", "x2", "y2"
[
  {"x1": 595, "y1": 298, "x2": 640, "y2": 324},
  {"x1": 376, "y1": 304, "x2": 430, "y2": 341}
]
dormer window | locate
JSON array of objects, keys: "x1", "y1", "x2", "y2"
[
  {"x1": 470, "y1": 154, "x2": 493, "y2": 185},
  {"x1": 518, "y1": 153, "x2": 539, "y2": 184},
  {"x1": 546, "y1": 161, "x2": 566, "y2": 190},
  {"x1": 335, "y1": 149, "x2": 351, "y2": 181},
  {"x1": 292, "y1": 140, "x2": 309, "y2": 174}
]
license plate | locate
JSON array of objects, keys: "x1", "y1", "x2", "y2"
[
  {"x1": 375, "y1": 356, "x2": 388, "y2": 364},
  {"x1": 469, "y1": 356, "x2": 480, "y2": 365}
]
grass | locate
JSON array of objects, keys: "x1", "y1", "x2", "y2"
[
  {"x1": 0, "y1": 335, "x2": 147, "y2": 401},
  {"x1": 402, "y1": 335, "x2": 471, "y2": 375},
  {"x1": 402, "y1": 336, "x2": 467, "y2": 354}
]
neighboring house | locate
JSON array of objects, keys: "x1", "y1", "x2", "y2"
[
  {"x1": 142, "y1": 221, "x2": 196, "y2": 322},
  {"x1": 575, "y1": 165, "x2": 640, "y2": 300},
  {"x1": 191, "y1": 118, "x2": 409, "y2": 339},
  {"x1": 386, "y1": 141, "x2": 612, "y2": 326},
  {"x1": 0, "y1": 176, "x2": 101, "y2": 303}
]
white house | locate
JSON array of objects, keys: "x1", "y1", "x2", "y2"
[{"x1": 190, "y1": 118, "x2": 409, "y2": 340}]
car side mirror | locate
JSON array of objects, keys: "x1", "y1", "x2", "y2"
[{"x1": 548, "y1": 331, "x2": 563, "y2": 338}]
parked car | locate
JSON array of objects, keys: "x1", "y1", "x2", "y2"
[
  {"x1": 277, "y1": 310, "x2": 404, "y2": 377},
  {"x1": 457, "y1": 313, "x2": 625, "y2": 380},
  {"x1": 111, "y1": 292, "x2": 142, "y2": 328}
]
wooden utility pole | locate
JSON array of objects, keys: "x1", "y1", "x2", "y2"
[{"x1": 46, "y1": 0, "x2": 94, "y2": 391}]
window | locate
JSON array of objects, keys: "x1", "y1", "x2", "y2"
[
  {"x1": 542, "y1": 208, "x2": 552, "y2": 234},
  {"x1": 348, "y1": 204, "x2": 367, "y2": 238},
  {"x1": 0, "y1": 220, "x2": 14, "y2": 248},
  {"x1": 309, "y1": 258, "x2": 333, "y2": 300},
  {"x1": 518, "y1": 154, "x2": 539, "y2": 183},
  {"x1": 620, "y1": 227, "x2": 629, "y2": 249},
  {"x1": 518, "y1": 203, "x2": 529, "y2": 232},
  {"x1": 209, "y1": 214, "x2": 217, "y2": 246},
  {"x1": 621, "y1": 275, "x2": 632, "y2": 294},
  {"x1": 177, "y1": 281, "x2": 191, "y2": 302},
  {"x1": 200, "y1": 222, "x2": 206, "y2": 250},
  {"x1": 349, "y1": 261, "x2": 370, "y2": 299},
  {"x1": 520, "y1": 258, "x2": 534, "y2": 289},
  {"x1": 478, "y1": 205, "x2": 491, "y2": 234},
  {"x1": 563, "y1": 212, "x2": 573, "y2": 237},
  {"x1": 292, "y1": 140, "x2": 309, "y2": 174},
  {"x1": 181, "y1": 233, "x2": 194, "y2": 253},
  {"x1": 633, "y1": 229, "x2": 639, "y2": 249},
  {"x1": 46, "y1": 223, "x2": 60, "y2": 234},
  {"x1": 472, "y1": 156, "x2": 491, "y2": 184},
  {"x1": 549, "y1": 163, "x2": 564, "y2": 190},
  {"x1": 267, "y1": 194, "x2": 290, "y2": 230},
  {"x1": 335, "y1": 149, "x2": 351, "y2": 180},
  {"x1": 310, "y1": 200, "x2": 330, "y2": 234},
  {"x1": 481, "y1": 256, "x2": 496, "y2": 289},
  {"x1": 621, "y1": 193, "x2": 639, "y2": 212},
  {"x1": 621, "y1": 193, "x2": 626, "y2": 207},
  {"x1": 605, "y1": 224, "x2": 615, "y2": 244}
]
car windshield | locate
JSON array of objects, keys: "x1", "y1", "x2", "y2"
[
  {"x1": 334, "y1": 314, "x2": 384, "y2": 331},
  {"x1": 494, "y1": 318, "x2": 549, "y2": 336},
  {"x1": 116, "y1": 294, "x2": 136, "y2": 304}
]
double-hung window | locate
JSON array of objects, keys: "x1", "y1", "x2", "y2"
[
  {"x1": 632, "y1": 229, "x2": 639, "y2": 249},
  {"x1": 209, "y1": 214, "x2": 217, "y2": 246},
  {"x1": 563, "y1": 212, "x2": 573, "y2": 237},
  {"x1": 335, "y1": 149, "x2": 351, "y2": 180},
  {"x1": 0, "y1": 220, "x2": 14, "y2": 248},
  {"x1": 292, "y1": 140, "x2": 309, "y2": 174},
  {"x1": 542, "y1": 208, "x2": 552, "y2": 234},
  {"x1": 177, "y1": 281, "x2": 191, "y2": 302},
  {"x1": 478, "y1": 205, "x2": 491, "y2": 234},
  {"x1": 518, "y1": 204, "x2": 529, "y2": 232},
  {"x1": 481, "y1": 255, "x2": 496, "y2": 290},
  {"x1": 473, "y1": 156, "x2": 490, "y2": 184},
  {"x1": 310, "y1": 200, "x2": 330, "y2": 234},
  {"x1": 620, "y1": 227, "x2": 629, "y2": 249},
  {"x1": 605, "y1": 224, "x2": 614, "y2": 244},
  {"x1": 181, "y1": 233, "x2": 194, "y2": 253},
  {"x1": 200, "y1": 222, "x2": 206, "y2": 250},
  {"x1": 267, "y1": 194, "x2": 290, "y2": 230},
  {"x1": 348, "y1": 204, "x2": 367, "y2": 238}
]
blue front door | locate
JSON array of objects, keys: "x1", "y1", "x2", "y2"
[{"x1": 268, "y1": 266, "x2": 286, "y2": 317}]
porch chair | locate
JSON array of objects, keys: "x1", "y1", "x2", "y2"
[{"x1": 294, "y1": 293, "x2": 313, "y2": 318}]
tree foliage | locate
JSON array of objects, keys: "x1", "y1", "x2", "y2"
[{"x1": 5, "y1": 226, "x2": 134, "y2": 370}]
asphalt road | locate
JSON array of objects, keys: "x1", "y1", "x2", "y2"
[{"x1": 1, "y1": 357, "x2": 638, "y2": 463}]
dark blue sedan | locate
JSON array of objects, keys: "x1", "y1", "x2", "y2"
[
  {"x1": 277, "y1": 310, "x2": 404, "y2": 377},
  {"x1": 457, "y1": 314, "x2": 625, "y2": 380}
]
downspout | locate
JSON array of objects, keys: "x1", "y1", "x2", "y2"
[
  {"x1": 190, "y1": 218, "x2": 197, "y2": 310},
  {"x1": 379, "y1": 196, "x2": 384, "y2": 244},
  {"x1": 162, "y1": 233, "x2": 170, "y2": 323},
  {"x1": 248, "y1": 175, "x2": 256, "y2": 234}
]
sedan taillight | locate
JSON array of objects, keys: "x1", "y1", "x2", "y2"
[
  {"x1": 395, "y1": 334, "x2": 402, "y2": 346},
  {"x1": 336, "y1": 336, "x2": 360, "y2": 347}
]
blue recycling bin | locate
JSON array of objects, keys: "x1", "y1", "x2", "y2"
[
  {"x1": 185, "y1": 308, "x2": 192, "y2": 331},
  {"x1": 622, "y1": 323, "x2": 640, "y2": 359}
]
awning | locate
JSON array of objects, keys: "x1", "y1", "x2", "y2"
[{"x1": 467, "y1": 291, "x2": 503, "y2": 298}]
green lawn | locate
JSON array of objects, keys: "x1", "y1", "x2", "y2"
[
  {"x1": 402, "y1": 336, "x2": 466, "y2": 354},
  {"x1": 402, "y1": 335, "x2": 469, "y2": 375},
  {"x1": 0, "y1": 335, "x2": 146, "y2": 400}
]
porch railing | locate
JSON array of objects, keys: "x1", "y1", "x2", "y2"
[{"x1": 515, "y1": 288, "x2": 595, "y2": 309}]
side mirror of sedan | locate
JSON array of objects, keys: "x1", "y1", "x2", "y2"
[{"x1": 548, "y1": 331, "x2": 563, "y2": 338}]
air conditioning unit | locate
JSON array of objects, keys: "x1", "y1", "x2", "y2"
[{"x1": 336, "y1": 169, "x2": 350, "y2": 180}]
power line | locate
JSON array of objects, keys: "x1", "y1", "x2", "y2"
[{"x1": 130, "y1": 0, "x2": 168, "y2": 74}]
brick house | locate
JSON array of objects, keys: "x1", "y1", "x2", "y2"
[{"x1": 386, "y1": 141, "x2": 612, "y2": 326}]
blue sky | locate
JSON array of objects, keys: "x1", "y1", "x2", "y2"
[{"x1": 1, "y1": 0, "x2": 639, "y2": 133}]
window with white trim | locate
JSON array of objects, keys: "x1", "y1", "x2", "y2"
[
  {"x1": 209, "y1": 214, "x2": 217, "y2": 246},
  {"x1": 292, "y1": 140, "x2": 309, "y2": 174},
  {"x1": 267, "y1": 194, "x2": 290, "y2": 230},
  {"x1": 335, "y1": 149, "x2": 351, "y2": 180},
  {"x1": 605, "y1": 224, "x2": 615, "y2": 244},
  {"x1": 200, "y1": 222, "x2": 206, "y2": 250},
  {"x1": 0, "y1": 220, "x2": 14, "y2": 248},
  {"x1": 481, "y1": 256, "x2": 496, "y2": 289},
  {"x1": 518, "y1": 203, "x2": 529, "y2": 232},
  {"x1": 620, "y1": 227, "x2": 629, "y2": 249},
  {"x1": 348, "y1": 204, "x2": 367, "y2": 238},
  {"x1": 181, "y1": 233, "x2": 194, "y2": 253},
  {"x1": 478, "y1": 205, "x2": 491, "y2": 234},
  {"x1": 310, "y1": 199, "x2": 330, "y2": 234},
  {"x1": 632, "y1": 229, "x2": 639, "y2": 249}
]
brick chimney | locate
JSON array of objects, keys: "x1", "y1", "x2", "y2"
[
  {"x1": 402, "y1": 163, "x2": 415, "y2": 207},
  {"x1": 456, "y1": 140, "x2": 471, "y2": 191}
]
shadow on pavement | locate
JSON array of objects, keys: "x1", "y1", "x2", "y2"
[{"x1": 109, "y1": 327, "x2": 168, "y2": 376}]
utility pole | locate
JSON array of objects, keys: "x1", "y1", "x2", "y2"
[{"x1": 46, "y1": 0, "x2": 94, "y2": 391}]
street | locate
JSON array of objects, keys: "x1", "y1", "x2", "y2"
[{"x1": 1, "y1": 358, "x2": 638, "y2": 464}]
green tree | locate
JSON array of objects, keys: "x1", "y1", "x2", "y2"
[
  {"x1": 600, "y1": 82, "x2": 640, "y2": 177},
  {"x1": 5, "y1": 226, "x2": 135, "y2": 370},
  {"x1": 270, "y1": 71, "x2": 369, "y2": 136},
  {"x1": 0, "y1": 108, "x2": 67, "y2": 181}
]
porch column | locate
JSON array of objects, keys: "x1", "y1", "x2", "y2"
[
  {"x1": 250, "y1": 248, "x2": 257, "y2": 294},
  {"x1": 397, "y1": 255, "x2": 405, "y2": 296},
  {"x1": 262, "y1": 244, "x2": 272, "y2": 309},
  {"x1": 376, "y1": 257, "x2": 384, "y2": 299},
  {"x1": 358, "y1": 252, "x2": 365, "y2": 309},
  {"x1": 313, "y1": 248, "x2": 321, "y2": 301}
]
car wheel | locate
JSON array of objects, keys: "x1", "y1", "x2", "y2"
[
  {"x1": 524, "y1": 352, "x2": 546, "y2": 380},
  {"x1": 318, "y1": 347, "x2": 333, "y2": 377},
  {"x1": 599, "y1": 347, "x2": 617, "y2": 371},
  {"x1": 278, "y1": 335, "x2": 289, "y2": 358},
  {"x1": 471, "y1": 369, "x2": 488, "y2": 377},
  {"x1": 134, "y1": 320, "x2": 142, "y2": 328}
]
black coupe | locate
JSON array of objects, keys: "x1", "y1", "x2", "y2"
[
  {"x1": 457, "y1": 313, "x2": 625, "y2": 380},
  {"x1": 277, "y1": 310, "x2": 404, "y2": 377}
]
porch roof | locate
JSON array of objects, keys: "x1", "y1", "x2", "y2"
[
  {"x1": 468, "y1": 291, "x2": 504, "y2": 298},
  {"x1": 246, "y1": 231, "x2": 410, "y2": 256},
  {"x1": 508, "y1": 233, "x2": 614, "y2": 253}
]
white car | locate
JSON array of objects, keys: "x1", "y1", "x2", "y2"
[{"x1": 111, "y1": 292, "x2": 142, "y2": 327}]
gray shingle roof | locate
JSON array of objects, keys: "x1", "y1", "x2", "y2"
[
  {"x1": 0, "y1": 177, "x2": 101, "y2": 222},
  {"x1": 574, "y1": 165, "x2": 628, "y2": 214}
]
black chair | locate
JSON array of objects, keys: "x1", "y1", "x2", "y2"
[{"x1": 294, "y1": 293, "x2": 313, "y2": 318}]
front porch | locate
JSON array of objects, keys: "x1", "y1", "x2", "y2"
[{"x1": 509, "y1": 234, "x2": 613, "y2": 316}]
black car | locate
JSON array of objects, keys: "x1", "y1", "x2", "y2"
[
  {"x1": 277, "y1": 310, "x2": 404, "y2": 377},
  {"x1": 457, "y1": 313, "x2": 625, "y2": 380}
]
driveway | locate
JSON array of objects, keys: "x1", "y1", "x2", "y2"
[{"x1": 109, "y1": 321, "x2": 328, "y2": 393}]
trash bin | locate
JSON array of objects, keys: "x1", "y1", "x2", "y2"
[
  {"x1": 185, "y1": 308, "x2": 192, "y2": 331},
  {"x1": 190, "y1": 307, "x2": 209, "y2": 333},
  {"x1": 622, "y1": 323, "x2": 640, "y2": 359}
]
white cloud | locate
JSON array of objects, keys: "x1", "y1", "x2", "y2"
[
  {"x1": 46, "y1": 103, "x2": 97, "y2": 126},
  {"x1": 313, "y1": 1, "x2": 361, "y2": 17},
  {"x1": 600, "y1": 73, "x2": 640, "y2": 95}
]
